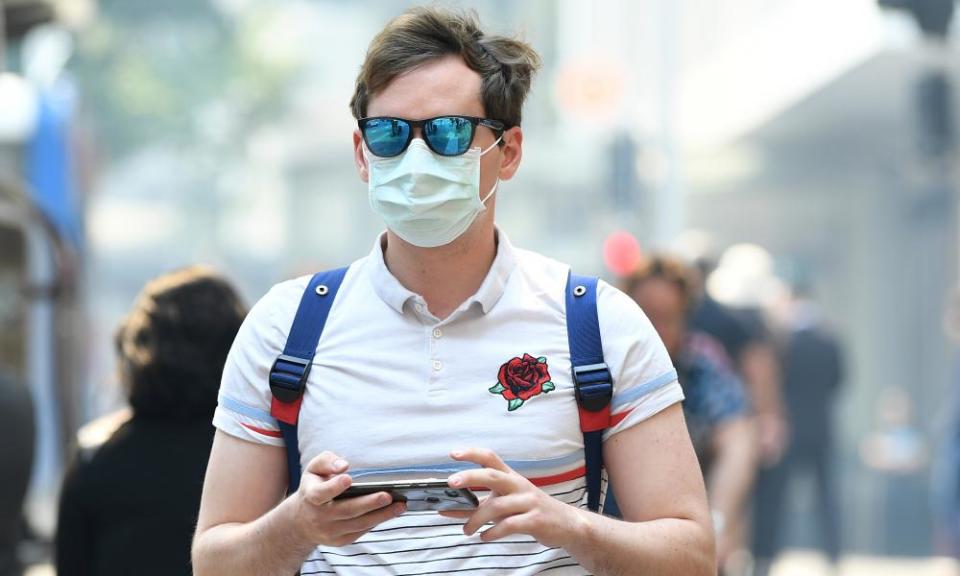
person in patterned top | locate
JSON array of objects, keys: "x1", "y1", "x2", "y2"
[{"x1": 623, "y1": 255, "x2": 755, "y2": 572}]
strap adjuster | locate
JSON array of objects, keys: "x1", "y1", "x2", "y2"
[
  {"x1": 269, "y1": 354, "x2": 312, "y2": 404},
  {"x1": 572, "y1": 362, "x2": 613, "y2": 412}
]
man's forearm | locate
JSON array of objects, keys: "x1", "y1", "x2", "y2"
[
  {"x1": 193, "y1": 496, "x2": 315, "y2": 576},
  {"x1": 563, "y1": 510, "x2": 715, "y2": 576}
]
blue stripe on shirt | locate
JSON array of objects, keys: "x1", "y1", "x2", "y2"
[
  {"x1": 219, "y1": 394, "x2": 276, "y2": 424},
  {"x1": 611, "y1": 369, "x2": 679, "y2": 412},
  {"x1": 350, "y1": 449, "x2": 584, "y2": 480}
]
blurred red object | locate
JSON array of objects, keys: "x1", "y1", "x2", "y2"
[{"x1": 603, "y1": 231, "x2": 642, "y2": 277}]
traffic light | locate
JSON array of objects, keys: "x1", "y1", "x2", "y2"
[{"x1": 878, "y1": 0, "x2": 955, "y2": 37}]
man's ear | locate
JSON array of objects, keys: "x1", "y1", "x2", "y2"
[
  {"x1": 498, "y1": 127, "x2": 523, "y2": 181},
  {"x1": 353, "y1": 129, "x2": 369, "y2": 183}
]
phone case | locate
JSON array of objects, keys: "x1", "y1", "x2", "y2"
[{"x1": 336, "y1": 480, "x2": 479, "y2": 513}]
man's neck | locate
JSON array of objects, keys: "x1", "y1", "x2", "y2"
[{"x1": 383, "y1": 223, "x2": 497, "y2": 320}]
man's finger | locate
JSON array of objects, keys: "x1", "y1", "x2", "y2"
[
  {"x1": 439, "y1": 492, "x2": 491, "y2": 519},
  {"x1": 438, "y1": 510, "x2": 473, "y2": 519},
  {"x1": 301, "y1": 473, "x2": 352, "y2": 507},
  {"x1": 326, "y1": 491, "x2": 394, "y2": 520},
  {"x1": 449, "y1": 468, "x2": 515, "y2": 494},
  {"x1": 479, "y1": 512, "x2": 531, "y2": 542},
  {"x1": 305, "y1": 451, "x2": 349, "y2": 476},
  {"x1": 463, "y1": 494, "x2": 528, "y2": 536},
  {"x1": 450, "y1": 448, "x2": 509, "y2": 472},
  {"x1": 337, "y1": 501, "x2": 406, "y2": 534}
]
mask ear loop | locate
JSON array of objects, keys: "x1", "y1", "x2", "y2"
[
  {"x1": 480, "y1": 136, "x2": 503, "y2": 157},
  {"x1": 481, "y1": 179, "x2": 499, "y2": 205},
  {"x1": 479, "y1": 136, "x2": 504, "y2": 205}
]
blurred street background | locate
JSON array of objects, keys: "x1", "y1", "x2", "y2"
[{"x1": 3, "y1": 0, "x2": 960, "y2": 574}]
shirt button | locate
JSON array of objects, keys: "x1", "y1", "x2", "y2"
[
  {"x1": 433, "y1": 328, "x2": 443, "y2": 338},
  {"x1": 432, "y1": 360, "x2": 442, "y2": 371}
]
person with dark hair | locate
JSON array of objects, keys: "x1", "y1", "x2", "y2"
[
  {"x1": 0, "y1": 372, "x2": 34, "y2": 576},
  {"x1": 55, "y1": 266, "x2": 246, "y2": 576},
  {"x1": 621, "y1": 255, "x2": 756, "y2": 573},
  {"x1": 193, "y1": 6, "x2": 715, "y2": 576}
]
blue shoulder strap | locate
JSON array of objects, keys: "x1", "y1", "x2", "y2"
[
  {"x1": 269, "y1": 267, "x2": 349, "y2": 495},
  {"x1": 565, "y1": 272, "x2": 613, "y2": 513}
]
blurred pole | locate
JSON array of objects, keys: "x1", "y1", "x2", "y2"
[
  {"x1": 653, "y1": 0, "x2": 683, "y2": 248},
  {"x1": 608, "y1": 131, "x2": 641, "y2": 232},
  {"x1": 0, "y1": 3, "x2": 6, "y2": 72}
]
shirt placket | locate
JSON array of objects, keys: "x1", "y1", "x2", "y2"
[
  {"x1": 409, "y1": 296, "x2": 448, "y2": 400},
  {"x1": 427, "y1": 321, "x2": 446, "y2": 399}
]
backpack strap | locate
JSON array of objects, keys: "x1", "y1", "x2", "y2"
[
  {"x1": 565, "y1": 272, "x2": 613, "y2": 512},
  {"x1": 269, "y1": 267, "x2": 349, "y2": 495}
]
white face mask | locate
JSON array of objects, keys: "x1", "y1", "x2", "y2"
[{"x1": 365, "y1": 137, "x2": 501, "y2": 248}]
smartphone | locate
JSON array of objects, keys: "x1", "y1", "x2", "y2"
[{"x1": 334, "y1": 478, "x2": 479, "y2": 513}]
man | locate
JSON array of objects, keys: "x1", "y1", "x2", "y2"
[
  {"x1": 752, "y1": 290, "x2": 844, "y2": 574},
  {"x1": 622, "y1": 256, "x2": 756, "y2": 573},
  {"x1": 192, "y1": 7, "x2": 714, "y2": 575}
]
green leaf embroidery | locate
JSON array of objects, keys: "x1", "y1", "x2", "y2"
[
  {"x1": 537, "y1": 356, "x2": 547, "y2": 363},
  {"x1": 488, "y1": 382, "x2": 506, "y2": 394},
  {"x1": 507, "y1": 398, "x2": 524, "y2": 411},
  {"x1": 542, "y1": 381, "x2": 555, "y2": 393}
]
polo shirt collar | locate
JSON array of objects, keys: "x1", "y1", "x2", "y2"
[{"x1": 368, "y1": 229, "x2": 517, "y2": 316}]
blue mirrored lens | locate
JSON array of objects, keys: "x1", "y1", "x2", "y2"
[
  {"x1": 425, "y1": 117, "x2": 474, "y2": 156},
  {"x1": 364, "y1": 118, "x2": 410, "y2": 157}
]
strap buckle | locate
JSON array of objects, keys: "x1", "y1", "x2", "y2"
[
  {"x1": 572, "y1": 362, "x2": 613, "y2": 412},
  {"x1": 269, "y1": 354, "x2": 312, "y2": 404}
]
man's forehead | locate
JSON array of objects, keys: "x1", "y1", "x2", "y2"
[{"x1": 366, "y1": 55, "x2": 485, "y2": 119}]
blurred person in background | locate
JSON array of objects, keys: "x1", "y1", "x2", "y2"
[
  {"x1": 192, "y1": 6, "x2": 714, "y2": 576},
  {"x1": 690, "y1": 249, "x2": 788, "y2": 472},
  {"x1": 697, "y1": 244, "x2": 793, "y2": 574},
  {"x1": 0, "y1": 372, "x2": 35, "y2": 576},
  {"x1": 933, "y1": 289, "x2": 960, "y2": 558},
  {"x1": 753, "y1": 285, "x2": 845, "y2": 575},
  {"x1": 677, "y1": 237, "x2": 785, "y2": 574},
  {"x1": 621, "y1": 255, "x2": 757, "y2": 574},
  {"x1": 55, "y1": 267, "x2": 246, "y2": 576}
]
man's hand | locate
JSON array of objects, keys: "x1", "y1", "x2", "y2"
[
  {"x1": 292, "y1": 451, "x2": 406, "y2": 547},
  {"x1": 439, "y1": 448, "x2": 585, "y2": 548}
]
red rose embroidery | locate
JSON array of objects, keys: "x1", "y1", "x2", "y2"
[{"x1": 489, "y1": 353, "x2": 556, "y2": 411}]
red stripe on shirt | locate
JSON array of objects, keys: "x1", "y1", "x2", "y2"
[
  {"x1": 505, "y1": 412, "x2": 636, "y2": 488},
  {"x1": 610, "y1": 407, "x2": 633, "y2": 428},
  {"x1": 528, "y1": 466, "x2": 587, "y2": 487},
  {"x1": 242, "y1": 423, "x2": 283, "y2": 438},
  {"x1": 468, "y1": 466, "x2": 587, "y2": 492}
]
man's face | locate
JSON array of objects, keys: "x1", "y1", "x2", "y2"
[
  {"x1": 352, "y1": 55, "x2": 523, "y2": 215},
  {"x1": 630, "y1": 278, "x2": 686, "y2": 359}
]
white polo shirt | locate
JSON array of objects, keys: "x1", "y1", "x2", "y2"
[{"x1": 214, "y1": 231, "x2": 683, "y2": 575}]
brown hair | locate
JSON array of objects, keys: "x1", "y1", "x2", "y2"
[
  {"x1": 620, "y1": 255, "x2": 695, "y2": 311},
  {"x1": 115, "y1": 266, "x2": 247, "y2": 420},
  {"x1": 350, "y1": 6, "x2": 541, "y2": 129}
]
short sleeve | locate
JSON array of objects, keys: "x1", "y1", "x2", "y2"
[
  {"x1": 212, "y1": 278, "x2": 309, "y2": 447},
  {"x1": 595, "y1": 280, "x2": 684, "y2": 441}
]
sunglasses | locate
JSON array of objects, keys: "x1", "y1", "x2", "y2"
[{"x1": 359, "y1": 115, "x2": 505, "y2": 158}]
